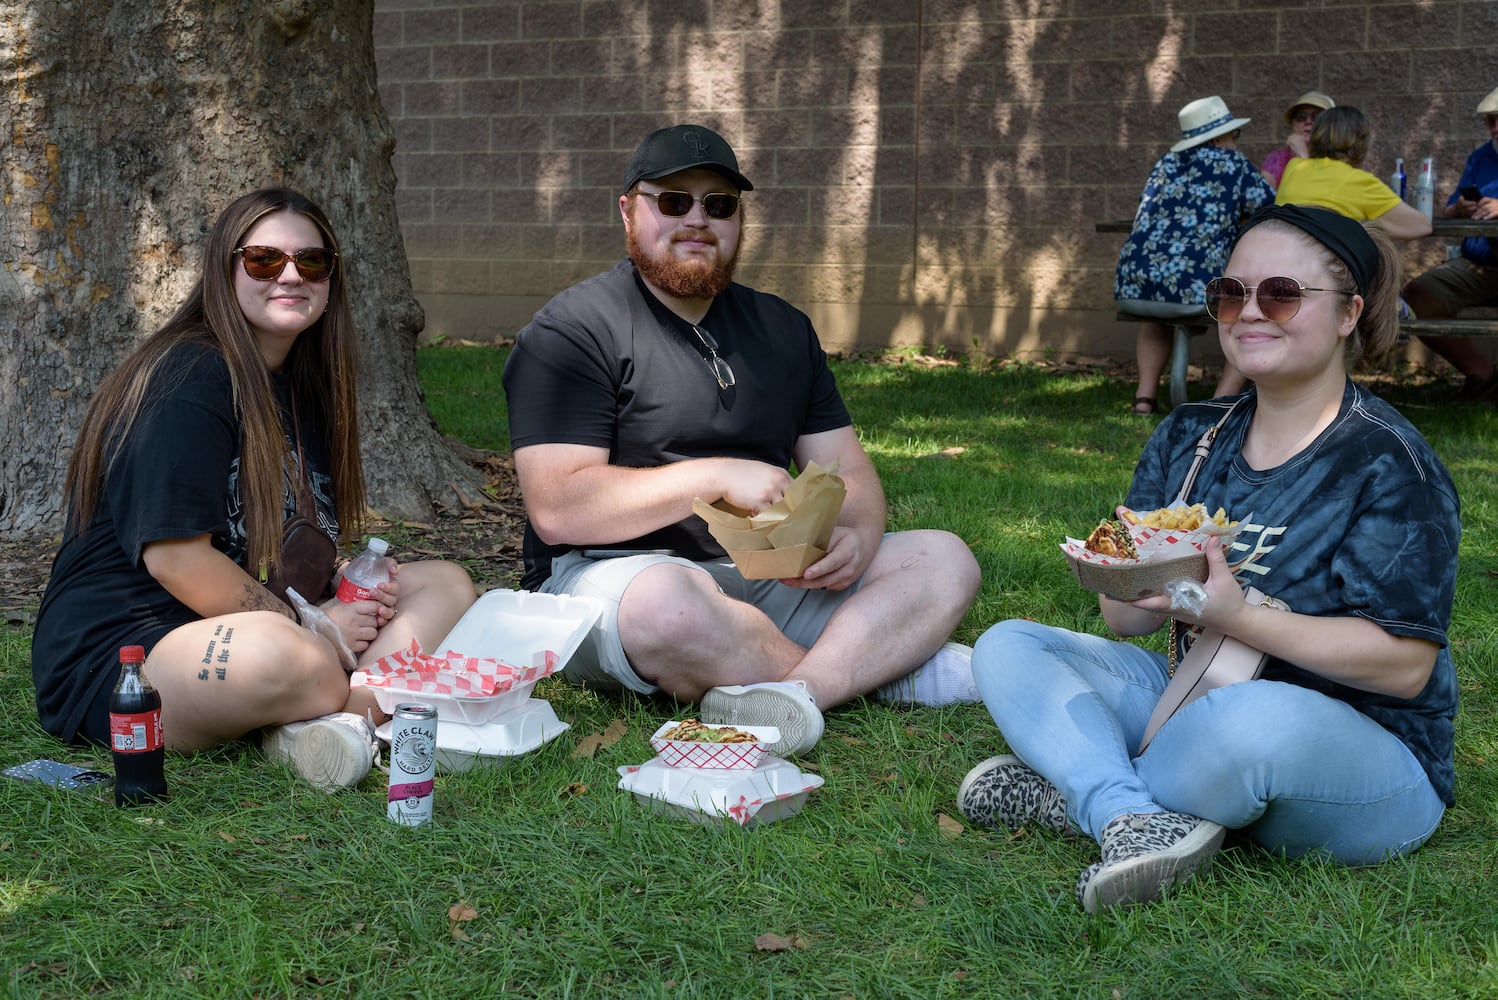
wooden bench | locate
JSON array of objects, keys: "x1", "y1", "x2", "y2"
[{"x1": 1399, "y1": 319, "x2": 1498, "y2": 338}]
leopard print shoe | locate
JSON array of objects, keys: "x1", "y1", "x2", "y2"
[
  {"x1": 957, "y1": 754, "x2": 1071, "y2": 833},
  {"x1": 1075, "y1": 810, "x2": 1225, "y2": 913}
]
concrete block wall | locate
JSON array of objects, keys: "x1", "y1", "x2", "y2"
[{"x1": 374, "y1": 0, "x2": 1498, "y2": 362}]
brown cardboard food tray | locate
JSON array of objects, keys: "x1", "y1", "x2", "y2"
[{"x1": 1067, "y1": 552, "x2": 1209, "y2": 602}]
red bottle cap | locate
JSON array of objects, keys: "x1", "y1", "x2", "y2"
[{"x1": 119, "y1": 645, "x2": 145, "y2": 663}]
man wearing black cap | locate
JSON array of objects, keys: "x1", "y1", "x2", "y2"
[{"x1": 501, "y1": 124, "x2": 981, "y2": 756}]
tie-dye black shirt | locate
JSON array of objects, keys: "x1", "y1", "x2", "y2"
[{"x1": 1126, "y1": 382, "x2": 1461, "y2": 805}]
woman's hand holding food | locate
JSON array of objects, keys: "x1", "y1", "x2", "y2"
[{"x1": 1130, "y1": 536, "x2": 1248, "y2": 632}]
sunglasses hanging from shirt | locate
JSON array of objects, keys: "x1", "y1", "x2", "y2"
[{"x1": 688, "y1": 324, "x2": 736, "y2": 391}]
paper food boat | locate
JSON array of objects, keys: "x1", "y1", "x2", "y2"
[
  {"x1": 1060, "y1": 519, "x2": 1223, "y2": 601},
  {"x1": 376, "y1": 698, "x2": 570, "y2": 774},
  {"x1": 617, "y1": 756, "x2": 824, "y2": 828},
  {"x1": 649, "y1": 721, "x2": 780, "y2": 770},
  {"x1": 691, "y1": 461, "x2": 845, "y2": 579},
  {"x1": 353, "y1": 589, "x2": 602, "y2": 725}
]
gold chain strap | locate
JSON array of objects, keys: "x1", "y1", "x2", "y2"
[
  {"x1": 1167, "y1": 617, "x2": 1179, "y2": 677},
  {"x1": 1166, "y1": 592, "x2": 1288, "y2": 678}
]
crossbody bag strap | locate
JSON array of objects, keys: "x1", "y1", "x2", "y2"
[{"x1": 1173, "y1": 397, "x2": 1242, "y2": 506}]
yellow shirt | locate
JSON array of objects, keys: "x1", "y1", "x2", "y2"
[{"x1": 1275, "y1": 157, "x2": 1403, "y2": 220}]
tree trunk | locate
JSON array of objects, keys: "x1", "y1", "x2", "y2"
[{"x1": 0, "y1": 0, "x2": 481, "y2": 535}]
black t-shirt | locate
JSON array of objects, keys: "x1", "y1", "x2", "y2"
[
  {"x1": 31, "y1": 342, "x2": 338, "y2": 742},
  {"x1": 502, "y1": 260, "x2": 852, "y2": 590}
]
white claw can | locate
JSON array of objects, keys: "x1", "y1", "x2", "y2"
[{"x1": 387, "y1": 702, "x2": 438, "y2": 826}]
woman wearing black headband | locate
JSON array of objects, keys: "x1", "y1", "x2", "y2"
[{"x1": 961, "y1": 204, "x2": 1461, "y2": 912}]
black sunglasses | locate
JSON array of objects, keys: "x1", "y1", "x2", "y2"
[
  {"x1": 1205, "y1": 276, "x2": 1354, "y2": 324},
  {"x1": 634, "y1": 190, "x2": 741, "y2": 220},
  {"x1": 234, "y1": 245, "x2": 338, "y2": 282}
]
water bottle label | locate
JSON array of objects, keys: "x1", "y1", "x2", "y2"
[
  {"x1": 336, "y1": 578, "x2": 375, "y2": 603},
  {"x1": 109, "y1": 710, "x2": 163, "y2": 752}
]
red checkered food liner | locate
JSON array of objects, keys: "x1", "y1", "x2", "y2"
[
  {"x1": 355, "y1": 638, "x2": 559, "y2": 697},
  {"x1": 1060, "y1": 509, "x2": 1243, "y2": 567},
  {"x1": 650, "y1": 721, "x2": 780, "y2": 769}
]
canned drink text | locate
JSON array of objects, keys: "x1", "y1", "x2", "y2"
[{"x1": 388, "y1": 702, "x2": 438, "y2": 826}]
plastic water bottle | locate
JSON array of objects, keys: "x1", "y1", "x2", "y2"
[
  {"x1": 336, "y1": 537, "x2": 391, "y2": 603},
  {"x1": 109, "y1": 645, "x2": 167, "y2": 806},
  {"x1": 1413, "y1": 157, "x2": 1436, "y2": 218},
  {"x1": 1390, "y1": 157, "x2": 1407, "y2": 201}
]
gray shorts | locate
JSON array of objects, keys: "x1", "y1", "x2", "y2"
[
  {"x1": 540, "y1": 550, "x2": 862, "y2": 695},
  {"x1": 1407, "y1": 257, "x2": 1498, "y2": 314}
]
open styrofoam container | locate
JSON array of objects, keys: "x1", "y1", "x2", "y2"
[
  {"x1": 376, "y1": 698, "x2": 570, "y2": 774},
  {"x1": 617, "y1": 756, "x2": 824, "y2": 828},
  {"x1": 363, "y1": 589, "x2": 602, "y2": 725}
]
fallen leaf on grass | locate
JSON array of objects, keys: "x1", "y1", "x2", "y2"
[
  {"x1": 951, "y1": 970, "x2": 969, "y2": 981},
  {"x1": 558, "y1": 781, "x2": 588, "y2": 799},
  {"x1": 936, "y1": 812, "x2": 965, "y2": 839},
  {"x1": 571, "y1": 719, "x2": 627, "y2": 758},
  {"x1": 449, "y1": 900, "x2": 478, "y2": 941},
  {"x1": 217, "y1": 831, "x2": 236, "y2": 843},
  {"x1": 754, "y1": 932, "x2": 808, "y2": 952}
]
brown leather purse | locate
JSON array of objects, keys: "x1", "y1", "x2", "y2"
[
  {"x1": 262, "y1": 423, "x2": 337, "y2": 604},
  {"x1": 264, "y1": 513, "x2": 336, "y2": 604}
]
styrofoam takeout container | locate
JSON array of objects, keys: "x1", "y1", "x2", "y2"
[
  {"x1": 360, "y1": 589, "x2": 602, "y2": 725},
  {"x1": 617, "y1": 756, "x2": 824, "y2": 828},
  {"x1": 649, "y1": 721, "x2": 780, "y2": 770},
  {"x1": 376, "y1": 698, "x2": 570, "y2": 773}
]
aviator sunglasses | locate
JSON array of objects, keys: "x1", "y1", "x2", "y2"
[
  {"x1": 234, "y1": 245, "x2": 338, "y2": 282},
  {"x1": 634, "y1": 190, "x2": 741, "y2": 219},
  {"x1": 1205, "y1": 276, "x2": 1354, "y2": 324}
]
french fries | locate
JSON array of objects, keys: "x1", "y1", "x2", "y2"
[{"x1": 1121, "y1": 503, "x2": 1233, "y2": 531}]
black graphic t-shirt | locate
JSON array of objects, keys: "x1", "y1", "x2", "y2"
[
  {"x1": 31, "y1": 342, "x2": 338, "y2": 742},
  {"x1": 1126, "y1": 383, "x2": 1461, "y2": 804}
]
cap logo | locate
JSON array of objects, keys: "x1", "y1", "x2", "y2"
[{"x1": 683, "y1": 130, "x2": 711, "y2": 159}]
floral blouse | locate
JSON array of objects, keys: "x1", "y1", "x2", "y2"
[{"x1": 1114, "y1": 144, "x2": 1275, "y2": 306}]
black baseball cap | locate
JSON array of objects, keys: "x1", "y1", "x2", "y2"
[{"x1": 621, "y1": 124, "x2": 753, "y2": 193}]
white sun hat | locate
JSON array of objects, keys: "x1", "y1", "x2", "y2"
[{"x1": 1171, "y1": 95, "x2": 1252, "y2": 153}]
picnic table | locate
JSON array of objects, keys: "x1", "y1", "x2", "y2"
[{"x1": 1094, "y1": 217, "x2": 1498, "y2": 404}]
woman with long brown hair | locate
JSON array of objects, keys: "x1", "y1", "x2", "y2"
[{"x1": 32, "y1": 188, "x2": 475, "y2": 790}]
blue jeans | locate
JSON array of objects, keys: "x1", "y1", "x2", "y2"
[{"x1": 972, "y1": 619, "x2": 1445, "y2": 864}]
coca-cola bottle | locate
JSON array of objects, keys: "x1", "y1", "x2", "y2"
[
  {"x1": 109, "y1": 645, "x2": 167, "y2": 806},
  {"x1": 336, "y1": 537, "x2": 391, "y2": 602}
]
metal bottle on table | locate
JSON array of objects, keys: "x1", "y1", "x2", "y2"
[
  {"x1": 1413, "y1": 157, "x2": 1436, "y2": 218},
  {"x1": 1390, "y1": 157, "x2": 1407, "y2": 201}
]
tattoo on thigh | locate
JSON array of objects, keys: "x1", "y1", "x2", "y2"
[{"x1": 196, "y1": 622, "x2": 233, "y2": 682}]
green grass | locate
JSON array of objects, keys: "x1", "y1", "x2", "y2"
[{"x1": 3, "y1": 349, "x2": 1496, "y2": 998}]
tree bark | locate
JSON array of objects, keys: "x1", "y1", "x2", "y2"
[{"x1": 0, "y1": 0, "x2": 481, "y2": 535}]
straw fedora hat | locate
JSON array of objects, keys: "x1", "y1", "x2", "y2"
[
  {"x1": 1477, "y1": 86, "x2": 1498, "y2": 115},
  {"x1": 1171, "y1": 96, "x2": 1251, "y2": 153},
  {"x1": 1283, "y1": 90, "x2": 1335, "y2": 125}
]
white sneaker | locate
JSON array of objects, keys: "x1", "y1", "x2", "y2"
[
  {"x1": 873, "y1": 642, "x2": 978, "y2": 706},
  {"x1": 262, "y1": 712, "x2": 377, "y2": 792},
  {"x1": 700, "y1": 680, "x2": 824, "y2": 756}
]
